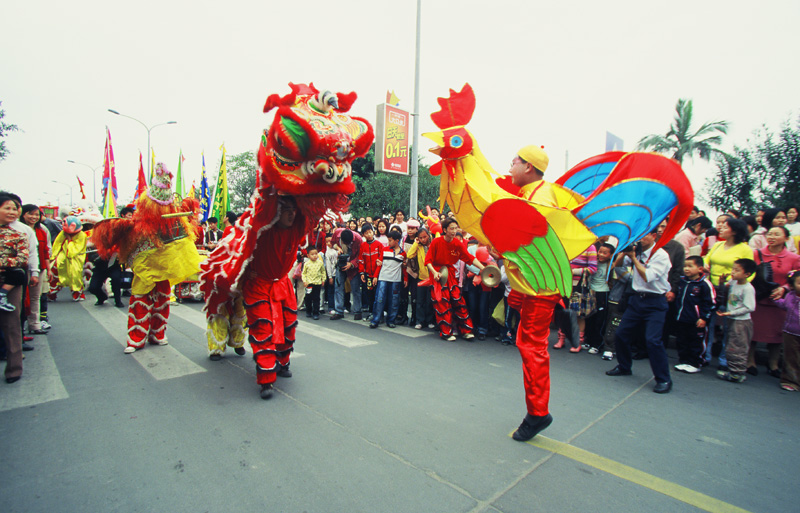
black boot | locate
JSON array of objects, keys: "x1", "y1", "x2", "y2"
[{"x1": 512, "y1": 413, "x2": 553, "y2": 441}]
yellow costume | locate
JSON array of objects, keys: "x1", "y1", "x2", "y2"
[{"x1": 52, "y1": 231, "x2": 87, "y2": 293}]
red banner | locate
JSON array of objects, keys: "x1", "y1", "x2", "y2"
[{"x1": 375, "y1": 104, "x2": 410, "y2": 175}]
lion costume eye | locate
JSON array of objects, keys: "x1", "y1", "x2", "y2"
[{"x1": 449, "y1": 135, "x2": 464, "y2": 148}]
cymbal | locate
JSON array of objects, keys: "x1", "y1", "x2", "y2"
[
  {"x1": 480, "y1": 265, "x2": 501, "y2": 288},
  {"x1": 439, "y1": 266, "x2": 449, "y2": 285}
]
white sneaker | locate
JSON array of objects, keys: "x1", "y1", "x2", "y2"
[
  {"x1": 601, "y1": 351, "x2": 614, "y2": 361},
  {"x1": 428, "y1": 324, "x2": 436, "y2": 329},
  {"x1": 588, "y1": 347, "x2": 599, "y2": 355},
  {"x1": 445, "y1": 335, "x2": 457, "y2": 342},
  {"x1": 414, "y1": 324, "x2": 423, "y2": 330},
  {"x1": 675, "y1": 364, "x2": 701, "y2": 374},
  {"x1": 124, "y1": 346, "x2": 137, "y2": 354}
]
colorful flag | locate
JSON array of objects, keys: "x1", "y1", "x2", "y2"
[
  {"x1": 210, "y1": 144, "x2": 229, "y2": 220},
  {"x1": 102, "y1": 172, "x2": 117, "y2": 218},
  {"x1": 189, "y1": 180, "x2": 196, "y2": 199},
  {"x1": 199, "y1": 152, "x2": 211, "y2": 222},
  {"x1": 101, "y1": 127, "x2": 118, "y2": 211},
  {"x1": 133, "y1": 151, "x2": 147, "y2": 202},
  {"x1": 77, "y1": 175, "x2": 86, "y2": 200},
  {"x1": 175, "y1": 150, "x2": 186, "y2": 200},
  {"x1": 150, "y1": 149, "x2": 156, "y2": 185}
]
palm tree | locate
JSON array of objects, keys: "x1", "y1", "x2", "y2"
[{"x1": 637, "y1": 98, "x2": 729, "y2": 165}]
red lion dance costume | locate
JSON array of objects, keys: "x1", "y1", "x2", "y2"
[
  {"x1": 200, "y1": 83, "x2": 373, "y2": 400},
  {"x1": 92, "y1": 164, "x2": 202, "y2": 353}
]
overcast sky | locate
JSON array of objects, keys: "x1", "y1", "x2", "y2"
[{"x1": 2, "y1": 0, "x2": 798, "y2": 215}]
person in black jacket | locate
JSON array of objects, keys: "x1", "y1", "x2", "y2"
[{"x1": 673, "y1": 256, "x2": 716, "y2": 373}]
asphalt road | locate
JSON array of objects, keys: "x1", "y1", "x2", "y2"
[{"x1": 1, "y1": 290, "x2": 797, "y2": 513}]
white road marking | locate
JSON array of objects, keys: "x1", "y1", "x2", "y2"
[
  {"x1": 81, "y1": 302, "x2": 206, "y2": 381},
  {"x1": 167, "y1": 305, "x2": 311, "y2": 357},
  {"x1": 0, "y1": 335, "x2": 69, "y2": 412}
]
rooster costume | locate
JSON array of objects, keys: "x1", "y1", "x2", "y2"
[
  {"x1": 92, "y1": 163, "x2": 201, "y2": 353},
  {"x1": 424, "y1": 84, "x2": 693, "y2": 440},
  {"x1": 200, "y1": 83, "x2": 373, "y2": 399}
]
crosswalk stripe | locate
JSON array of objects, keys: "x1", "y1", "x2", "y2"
[
  {"x1": 0, "y1": 335, "x2": 69, "y2": 412},
  {"x1": 169, "y1": 303, "x2": 378, "y2": 349},
  {"x1": 80, "y1": 302, "x2": 206, "y2": 381}
]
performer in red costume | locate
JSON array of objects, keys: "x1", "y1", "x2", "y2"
[
  {"x1": 201, "y1": 83, "x2": 373, "y2": 399},
  {"x1": 424, "y1": 217, "x2": 485, "y2": 341},
  {"x1": 504, "y1": 145, "x2": 561, "y2": 440}
]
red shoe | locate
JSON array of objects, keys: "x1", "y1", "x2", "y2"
[
  {"x1": 569, "y1": 346, "x2": 581, "y2": 353},
  {"x1": 23, "y1": 335, "x2": 34, "y2": 342},
  {"x1": 553, "y1": 331, "x2": 565, "y2": 349},
  {"x1": 72, "y1": 291, "x2": 81, "y2": 301}
]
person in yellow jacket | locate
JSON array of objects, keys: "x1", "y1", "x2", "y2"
[
  {"x1": 407, "y1": 227, "x2": 434, "y2": 329},
  {"x1": 51, "y1": 215, "x2": 87, "y2": 301}
]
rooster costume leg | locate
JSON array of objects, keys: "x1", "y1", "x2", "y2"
[{"x1": 512, "y1": 293, "x2": 561, "y2": 416}]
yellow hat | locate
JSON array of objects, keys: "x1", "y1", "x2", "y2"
[{"x1": 518, "y1": 145, "x2": 549, "y2": 174}]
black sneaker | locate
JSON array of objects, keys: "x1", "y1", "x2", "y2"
[
  {"x1": 353, "y1": 313, "x2": 363, "y2": 321},
  {"x1": 512, "y1": 413, "x2": 553, "y2": 441},
  {"x1": 260, "y1": 384, "x2": 274, "y2": 399},
  {"x1": 209, "y1": 354, "x2": 222, "y2": 361},
  {"x1": 234, "y1": 347, "x2": 246, "y2": 356},
  {"x1": 277, "y1": 365, "x2": 292, "y2": 378}
]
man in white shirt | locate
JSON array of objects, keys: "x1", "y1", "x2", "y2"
[{"x1": 605, "y1": 228, "x2": 673, "y2": 393}]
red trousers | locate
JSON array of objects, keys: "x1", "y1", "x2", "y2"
[
  {"x1": 242, "y1": 276, "x2": 296, "y2": 385},
  {"x1": 432, "y1": 277, "x2": 473, "y2": 337},
  {"x1": 127, "y1": 280, "x2": 171, "y2": 349},
  {"x1": 511, "y1": 292, "x2": 560, "y2": 416}
]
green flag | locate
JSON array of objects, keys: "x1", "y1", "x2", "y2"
[
  {"x1": 175, "y1": 150, "x2": 185, "y2": 200},
  {"x1": 210, "y1": 144, "x2": 229, "y2": 219}
]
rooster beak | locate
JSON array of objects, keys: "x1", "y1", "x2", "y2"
[{"x1": 422, "y1": 131, "x2": 444, "y2": 155}]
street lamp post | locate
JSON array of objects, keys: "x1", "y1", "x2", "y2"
[
  {"x1": 67, "y1": 160, "x2": 103, "y2": 203},
  {"x1": 52, "y1": 180, "x2": 74, "y2": 206},
  {"x1": 107, "y1": 109, "x2": 177, "y2": 181}
]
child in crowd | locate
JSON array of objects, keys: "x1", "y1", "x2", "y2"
[
  {"x1": 716, "y1": 259, "x2": 757, "y2": 383},
  {"x1": 301, "y1": 247, "x2": 327, "y2": 320},
  {"x1": 673, "y1": 256, "x2": 716, "y2": 373},
  {"x1": 359, "y1": 223, "x2": 383, "y2": 317},
  {"x1": 0, "y1": 223, "x2": 30, "y2": 312},
  {"x1": 369, "y1": 230, "x2": 406, "y2": 329},
  {"x1": 584, "y1": 243, "x2": 614, "y2": 354},
  {"x1": 324, "y1": 239, "x2": 338, "y2": 314},
  {"x1": 774, "y1": 270, "x2": 800, "y2": 391}
]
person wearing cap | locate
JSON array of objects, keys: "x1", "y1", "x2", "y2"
[{"x1": 497, "y1": 145, "x2": 561, "y2": 441}]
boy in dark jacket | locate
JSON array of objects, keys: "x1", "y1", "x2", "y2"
[{"x1": 673, "y1": 255, "x2": 716, "y2": 373}]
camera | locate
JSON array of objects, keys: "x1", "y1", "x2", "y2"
[{"x1": 337, "y1": 254, "x2": 350, "y2": 270}]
